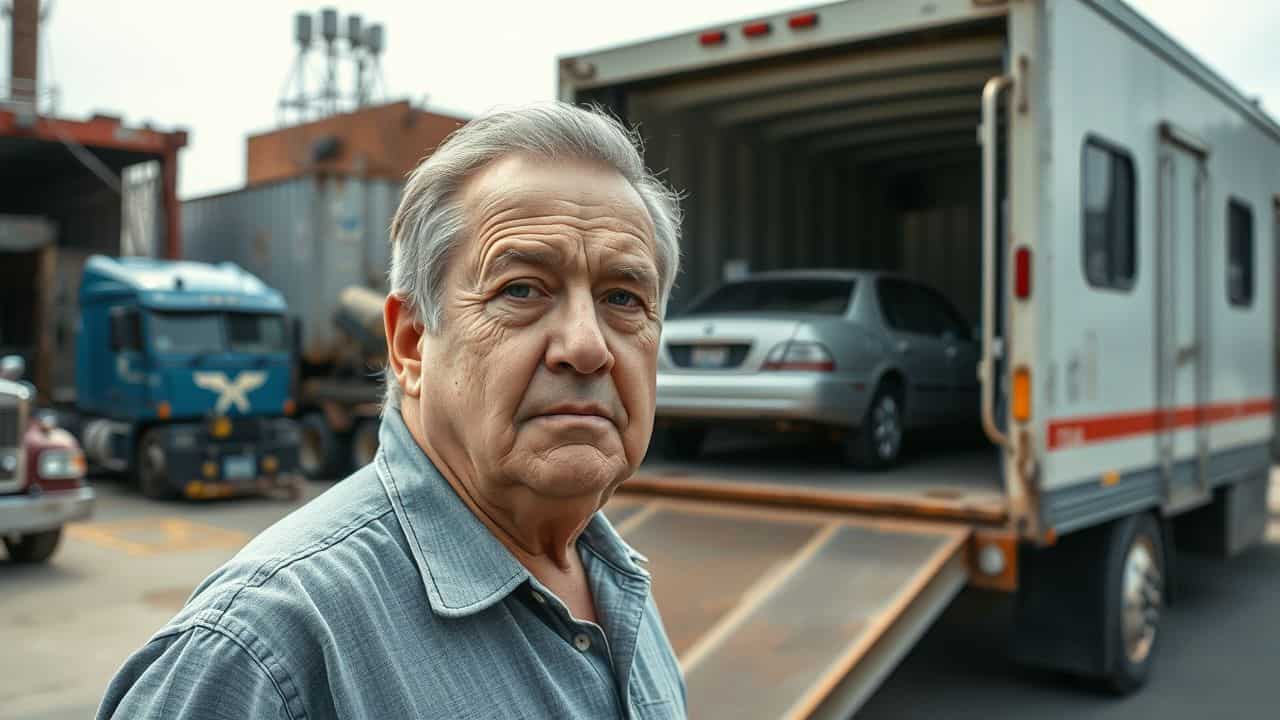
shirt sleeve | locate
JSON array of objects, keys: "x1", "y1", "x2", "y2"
[{"x1": 97, "y1": 624, "x2": 294, "y2": 720}]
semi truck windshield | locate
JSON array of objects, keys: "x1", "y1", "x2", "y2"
[{"x1": 147, "y1": 312, "x2": 288, "y2": 355}]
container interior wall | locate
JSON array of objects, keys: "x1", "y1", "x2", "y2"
[
  {"x1": 620, "y1": 30, "x2": 1004, "y2": 321},
  {"x1": 182, "y1": 176, "x2": 402, "y2": 367}
]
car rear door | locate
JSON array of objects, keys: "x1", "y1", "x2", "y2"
[
  {"x1": 919, "y1": 286, "x2": 980, "y2": 422},
  {"x1": 874, "y1": 278, "x2": 952, "y2": 425}
]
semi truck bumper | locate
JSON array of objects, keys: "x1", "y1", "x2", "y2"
[
  {"x1": 153, "y1": 418, "x2": 303, "y2": 498},
  {"x1": 0, "y1": 486, "x2": 95, "y2": 534}
]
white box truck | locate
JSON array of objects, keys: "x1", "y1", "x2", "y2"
[{"x1": 559, "y1": 1, "x2": 1280, "y2": 717}]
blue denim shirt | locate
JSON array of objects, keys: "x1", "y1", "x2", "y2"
[{"x1": 98, "y1": 410, "x2": 686, "y2": 719}]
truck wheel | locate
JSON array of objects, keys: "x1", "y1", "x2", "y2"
[
  {"x1": 300, "y1": 413, "x2": 344, "y2": 479},
  {"x1": 1102, "y1": 512, "x2": 1165, "y2": 694},
  {"x1": 4, "y1": 528, "x2": 63, "y2": 563},
  {"x1": 136, "y1": 429, "x2": 177, "y2": 500},
  {"x1": 662, "y1": 426, "x2": 706, "y2": 460},
  {"x1": 350, "y1": 418, "x2": 380, "y2": 470},
  {"x1": 844, "y1": 382, "x2": 904, "y2": 470}
]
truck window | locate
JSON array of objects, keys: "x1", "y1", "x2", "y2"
[
  {"x1": 149, "y1": 312, "x2": 224, "y2": 354},
  {"x1": 227, "y1": 313, "x2": 288, "y2": 353},
  {"x1": 109, "y1": 307, "x2": 143, "y2": 352},
  {"x1": 1081, "y1": 138, "x2": 1137, "y2": 291},
  {"x1": 1227, "y1": 198, "x2": 1254, "y2": 307}
]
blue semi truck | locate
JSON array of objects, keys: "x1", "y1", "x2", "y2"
[{"x1": 67, "y1": 255, "x2": 303, "y2": 499}]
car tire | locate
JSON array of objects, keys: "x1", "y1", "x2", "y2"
[
  {"x1": 349, "y1": 418, "x2": 380, "y2": 470},
  {"x1": 1101, "y1": 512, "x2": 1165, "y2": 695},
  {"x1": 136, "y1": 428, "x2": 178, "y2": 500},
  {"x1": 844, "y1": 382, "x2": 904, "y2": 470},
  {"x1": 4, "y1": 528, "x2": 62, "y2": 563},
  {"x1": 663, "y1": 426, "x2": 706, "y2": 460}
]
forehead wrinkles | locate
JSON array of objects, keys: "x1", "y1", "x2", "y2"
[{"x1": 469, "y1": 197, "x2": 656, "y2": 275}]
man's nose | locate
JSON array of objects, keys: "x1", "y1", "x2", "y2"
[{"x1": 546, "y1": 290, "x2": 613, "y2": 375}]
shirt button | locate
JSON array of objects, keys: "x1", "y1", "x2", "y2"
[
  {"x1": 573, "y1": 633, "x2": 592, "y2": 652},
  {"x1": 531, "y1": 591, "x2": 546, "y2": 604}
]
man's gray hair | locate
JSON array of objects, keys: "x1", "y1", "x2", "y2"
[{"x1": 383, "y1": 102, "x2": 682, "y2": 409}]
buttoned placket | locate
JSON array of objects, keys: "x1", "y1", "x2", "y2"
[{"x1": 523, "y1": 580, "x2": 623, "y2": 716}]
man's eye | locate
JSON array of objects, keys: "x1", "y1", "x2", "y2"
[
  {"x1": 606, "y1": 290, "x2": 639, "y2": 307},
  {"x1": 503, "y1": 283, "x2": 535, "y2": 299}
]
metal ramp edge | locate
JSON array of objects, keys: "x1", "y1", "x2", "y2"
[{"x1": 605, "y1": 495, "x2": 972, "y2": 719}]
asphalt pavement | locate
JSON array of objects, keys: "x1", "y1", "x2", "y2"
[{"x1": 4, "y1": 472, "x2": 1279, "y2": 719}]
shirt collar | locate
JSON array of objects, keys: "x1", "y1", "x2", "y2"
[
  {"x1": 375, "y1": 409, "x2": 651, "y2": 617},
  {"x1": 376, "y1": 409, "x2": 529, "y2": 618}
]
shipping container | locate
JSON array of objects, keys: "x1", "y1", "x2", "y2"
[{"x1": 183, "y1": 173, "x2": 400, "y2": 365}]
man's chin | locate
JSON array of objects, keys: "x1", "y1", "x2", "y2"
[{"x1": 517, "y1": 444, "x2": 630, "y2": 499}]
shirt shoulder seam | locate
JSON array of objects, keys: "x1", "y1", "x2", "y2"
[{"x1": 176, "y1": 621, "x2": 305, "y2": 720}]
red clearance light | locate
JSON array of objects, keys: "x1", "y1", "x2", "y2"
[
  {"x1": 1015, "y1": 246, "x2": 1032, "y2": 299},
  {"x1": 788, "y1": 12, "x2": 819, "y2": 29},
  {"x1": 742, "y1": 21, "x2": 771, "y2": 38},
  {"x1": 699, "y1": 30, "x2": 727, "y2": 46}
]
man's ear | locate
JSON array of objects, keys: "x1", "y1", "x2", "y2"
[{"x1": 384, "y1": 294, "x2": 424, "y2": 399}]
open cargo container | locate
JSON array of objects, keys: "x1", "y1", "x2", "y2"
[{"x1": 559, "y1": 0, "x2": 1280, "y2": 715}]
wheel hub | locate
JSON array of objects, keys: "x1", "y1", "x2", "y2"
[
  {"x1": 1121, "y1": 535, "x2": 1162, "y2": 665},
  {"x1": 872, "y1": 396, "x2": 901, "y2": 460}
]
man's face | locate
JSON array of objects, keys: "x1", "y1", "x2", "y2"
[{"x1": 416, "y1": 154, "x2": 661, "y2": 504}]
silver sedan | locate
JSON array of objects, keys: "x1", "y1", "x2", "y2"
[{"x1": 655, "y1": 270, "x2": 979, "y2": 468}]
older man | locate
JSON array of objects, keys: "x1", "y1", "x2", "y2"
[{"x1": 98, "y1": 103, "x2": 686, "y2": 719}]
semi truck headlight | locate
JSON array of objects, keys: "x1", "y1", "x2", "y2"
[
  {"x1": 37, "y1": 448, "x2": 86, "y2": 480},
  {"x1": 0, "y1": 449, "x2": 18, "y2": 474}
]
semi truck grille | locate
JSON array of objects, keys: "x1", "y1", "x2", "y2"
[
  {"x1": 0, "y1": 405, "x2": 20, "y2": 487},
  {"x1": 0, "y1": 406, "x2": 17, "y2": 446}
]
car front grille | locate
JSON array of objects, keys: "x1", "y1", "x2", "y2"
[{"x1": 667, "y1": 344, "x2": 752, "y2": 369}]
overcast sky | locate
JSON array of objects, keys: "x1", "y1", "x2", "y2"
[{"x1": 3, "y1": 0, "x2": 1277, "y2": 198}]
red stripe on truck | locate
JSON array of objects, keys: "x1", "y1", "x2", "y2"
[{"x1": 1047, "y1": 398, "x2": 1273, "y2": 451}]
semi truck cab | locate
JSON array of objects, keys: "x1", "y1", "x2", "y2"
[{"x1": 73, "y1": 256, "x2": 302, "y2": 499}]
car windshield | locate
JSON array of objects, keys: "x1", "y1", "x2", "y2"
[
  {"x1": 147, "y1": 312, "x2": 288, "y2": 355},
  {"x1": 687, "y1": 278, "x2": 855, "y2": 315}
]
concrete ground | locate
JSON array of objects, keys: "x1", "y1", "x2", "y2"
[{"x1": 3, "y1": 470, "x2": 1279, "y2": 719}]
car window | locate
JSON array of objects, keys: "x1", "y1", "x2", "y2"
[
  {"x1": 921, "y1": 287, "x2": 971, "y2": 341},
  {"x1": 877, "y1": 279, "x2": 929, "y2": 335},
  {"x1": 688, "y1": 278, "x2": 855, "y2": 315}
]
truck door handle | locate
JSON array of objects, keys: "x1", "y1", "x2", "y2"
[{"x1": 1176, "y1": 344, "x2": 1198, "y2": 366}]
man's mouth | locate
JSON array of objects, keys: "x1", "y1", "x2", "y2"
[{"x1": 536, "y1": 402, "x2": 614, "y2": 423}]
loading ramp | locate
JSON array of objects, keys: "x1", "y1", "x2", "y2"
[{"x1": 605, "y1": 494, "x2": 973, "y2": 719}]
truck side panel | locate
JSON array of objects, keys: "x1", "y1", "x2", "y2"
[{"x1": 1039, "y1": 0, "x2": 1280, "y2": 534}]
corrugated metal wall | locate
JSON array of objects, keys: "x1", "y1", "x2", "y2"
[{"x1": 183, "y1": 175, "x2": 402, "y2": 365}]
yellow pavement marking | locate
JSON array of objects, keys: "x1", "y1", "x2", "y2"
[{"x1": 67, "y1": 517, "x2": 249, "y2": 556}]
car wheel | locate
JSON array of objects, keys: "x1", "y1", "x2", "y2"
[
  {"x1": 663, "y1": 426, "x2": 706, "y2": 460},
  {"x1": 137, "y1": 429, "x2": 177, "y2": 500},
  {"x1": 1103, "y1": 512, "x2": 1165, "y2": 694},
  {"x1": 845, "y1": 383, "x2": 904, "y2": 469},
  {"x1": 4, "y1": 528, "x2": 62, "y2": 563}
]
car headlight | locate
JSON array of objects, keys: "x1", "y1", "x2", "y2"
[{"x1": 37, "y1": 448, "x2": 86, "y2": 480}]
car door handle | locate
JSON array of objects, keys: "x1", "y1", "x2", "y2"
[
  {"x1": 945, "y1": 346, "x2": 958, "y2": 358},
  {"x1": 897, "y1": 340, "x2": 911, "y2": 354}
]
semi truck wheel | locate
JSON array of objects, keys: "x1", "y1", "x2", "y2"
[
  {"x1": 137, "y1": 429, "x2": 177, "y2": 500},
  {"x1": 350, "y1": 418, "x2": 380, "y2": 470},
  {"x1": 4, "y1": 528, "x2": 63, "y2": 563},
  {"x1": 300, "y1": 413, "x2": 346, "y2": 479}
]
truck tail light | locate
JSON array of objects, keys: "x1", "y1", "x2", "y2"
[
  {"x1": 1012, "y1": 366, "x2": 1031, "y2": 422},
  {"x1": 788, "y1": 12, "x2": 819, "y2": 29},
  {"x1": 742, "y1": 21, "x2": 771, "y2": 38},
  {"x1": 699, "y1": 30, "x2": 727, "y2": 46},
  {"x1": 1014, "y1": 246, "x2": 1032, "y2": 299},
  {"x1": 764, "y1": 342, "x2": 836, "y2": 372}
]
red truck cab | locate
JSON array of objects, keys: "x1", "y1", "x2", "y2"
[{"x1": 1, "y1": 357, "x2": 93, "y2": 563}]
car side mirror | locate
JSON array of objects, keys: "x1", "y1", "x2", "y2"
[{"x1": 0, "y1": 355, "x2": 24, "y2": 381}]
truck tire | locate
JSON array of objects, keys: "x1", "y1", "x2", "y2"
[
  {"x1": 843, "y1": 381, "x2": 904, "y2": 470},
  {"x1": 1101, "y1": 512, "x2": 1165, "y2": 694},
  {"x1": 4, "y1": 528, "x2": 63, "y2": 563},
  {"x1": 300, "y1": 413, "x2": 345, "y2": 479},
  {"x1": 137, "y1": 428, "x2": 178, "y2": 500},
  {"x1": 350, "y1": 418, "x2": 380, "y2": 470},
  {"x1": 1011, "y1": 512, "x2": 1166, "y2": 695}
]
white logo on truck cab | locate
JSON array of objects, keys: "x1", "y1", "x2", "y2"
[{"x1": 193, "y1": 371, "x2": 268, "y2": 414}]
